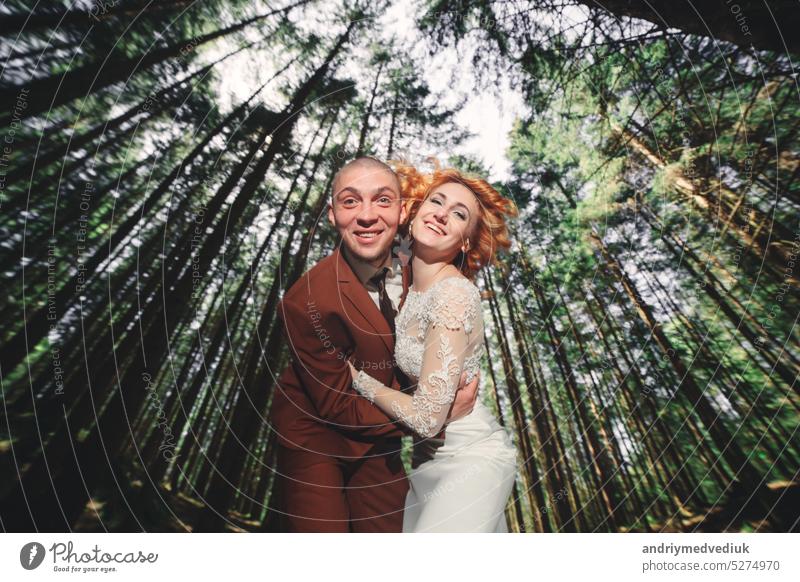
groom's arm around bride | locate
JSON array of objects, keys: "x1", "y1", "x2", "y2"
[{"x1": 267, "y1": 246, "x2": 411, "y2": 533}]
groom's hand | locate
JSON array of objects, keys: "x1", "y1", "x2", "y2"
[{"x1": 446, "y1": 371, "x2": 480, "y2": 424}]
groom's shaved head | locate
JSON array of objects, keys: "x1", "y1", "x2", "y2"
[{"x1": 332, "y1": 156, "x2": 399, "y2": 196}]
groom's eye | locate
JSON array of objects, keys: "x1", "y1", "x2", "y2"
[
  {"x1": 377, "y1": 196, "x2": 392, "y2": 206},
  {"x1": 341, "y1": 197, "x2": 358, "y2": 207}
]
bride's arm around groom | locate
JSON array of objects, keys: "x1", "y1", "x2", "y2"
[{"x1": 349, "y1": 276, "x2": 482, "y2": 439}]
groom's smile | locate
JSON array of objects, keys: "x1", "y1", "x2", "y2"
[{"x1": 353, "y1": 228, "x2": 385, "y2": 242}]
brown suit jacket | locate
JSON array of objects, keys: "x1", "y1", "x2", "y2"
[{"x1": 270, "y1": 247, "x2": 413, "y2": 459}]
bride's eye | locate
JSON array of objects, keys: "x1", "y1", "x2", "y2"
[{"x1": 453, "y1": 210, "x2": 467, "y2": 220}]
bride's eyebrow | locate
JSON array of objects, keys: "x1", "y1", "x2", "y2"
[{"x1": 431, "y1": 191, "x2": 471, "y2": 215}]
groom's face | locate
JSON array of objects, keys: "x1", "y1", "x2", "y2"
[{"x1": 328, "y1": 164, "x2": 406, "y2": 267}]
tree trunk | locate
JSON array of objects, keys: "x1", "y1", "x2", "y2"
[
  {"x1": 0, "y1": 24, "x2": 354, "y2": 530},
  {"x1": 581, "y1": 0, "x2": 800, "y2": 54},
  {"x1": 355, "y1": 60, "x2": 386, "y2": 156},
  {"x1": 0, "y1": 0, "x2": 309, "y2": 122},
  {"x1": 483, "y1": 270, "x2": 551, "y2": 531},
  {"x1": 588, "y1": 229, "x2": 771, "y2": 506},
  {"x1": 4, "y1": 39, "x2": 255, "y2": 192},
  {"x1": 0, "y1": 0, "x2": 194, "y2": 35}
]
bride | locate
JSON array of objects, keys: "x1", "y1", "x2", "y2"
[{"x1": 347, "y1": 160, "x2": 519, "y2": 532}]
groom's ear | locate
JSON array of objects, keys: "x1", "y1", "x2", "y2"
[
  {"x1": 327, "y1": 203, "x2": 335, "y2": 227},
  {"x1": 399, "y1": 202, "x2": 408, "y2": 225}
]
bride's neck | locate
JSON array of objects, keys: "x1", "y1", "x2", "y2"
[{"x1": 411, "y1": 254, "x2": 459, "y2": 292}]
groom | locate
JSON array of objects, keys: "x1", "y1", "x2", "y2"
[{"x1": 268, "y1": 156, "x2": 479, "y2": 532}]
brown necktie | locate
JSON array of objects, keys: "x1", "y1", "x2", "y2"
[{"x1": 370, "y1": 267, "x2": 396, "y2": 336}]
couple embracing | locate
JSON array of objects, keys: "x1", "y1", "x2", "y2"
[{"x1": 269, "y1": 156, "x2": 519, "y2": 532}]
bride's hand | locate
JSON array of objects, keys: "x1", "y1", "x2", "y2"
[{"x1": 346, "y1": 360, "x2": 359, "y2": 381}]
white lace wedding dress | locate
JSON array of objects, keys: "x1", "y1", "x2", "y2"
[{"x1": 353, "y1": 276, "x2": 518, "y2": 532}]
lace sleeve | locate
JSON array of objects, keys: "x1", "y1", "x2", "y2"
[{"x1": 352, "y1": 278, "x2": 481, "y2": 438}]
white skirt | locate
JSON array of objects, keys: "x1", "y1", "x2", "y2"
[{"x1": 402, "y1": 402, "x2": 518, "y2": 533}]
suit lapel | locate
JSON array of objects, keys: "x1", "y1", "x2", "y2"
[{"x1": 334, "y1": 247, "x2": 394, "y2": 355}]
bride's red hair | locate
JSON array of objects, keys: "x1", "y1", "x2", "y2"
[{"x1": 391, "y1": 158, "x2": 518, "y2": 280}]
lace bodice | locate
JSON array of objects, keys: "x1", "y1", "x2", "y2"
[
  {"x1": 353, "y1": 276, "x2": 484, "y2": 438},
  {"x1": 394, "y1": 277, "x2": 484, "y2": 384}
]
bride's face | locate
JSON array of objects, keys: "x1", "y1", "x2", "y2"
[{"x1": 411, "y1": 181, "x2": 479, "y2": 262}]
